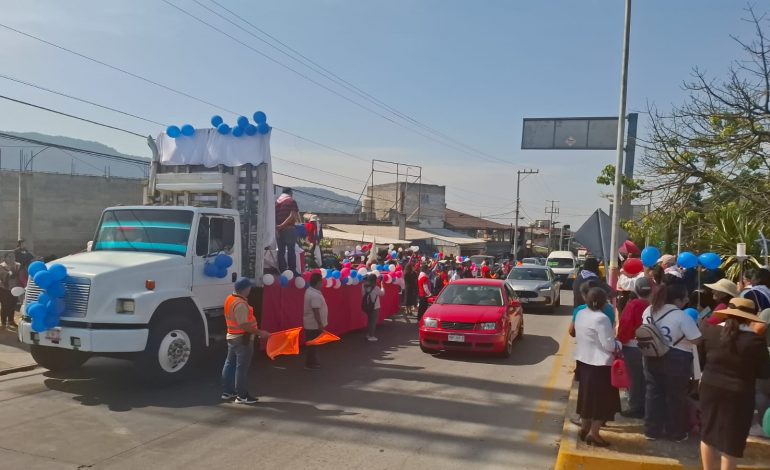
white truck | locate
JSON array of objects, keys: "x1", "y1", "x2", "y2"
[{"x1": 18, "y1": 133, "x2": 274, "y2": 380}]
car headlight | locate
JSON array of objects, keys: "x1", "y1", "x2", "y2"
[
  {"x1": 480, "y1": 322, "x2": 497, "y2": 331},
  {"x1": 116, "y1": 299, "x2": 135, "y2": 314},
  {"x1": 423, "y1": 317, "x2": 438, "y2": 328},
  {"x1": 537, "y1": 284, "x2": 552, "y2": 291}
]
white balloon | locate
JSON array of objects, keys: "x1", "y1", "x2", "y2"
[
  {"x1": 388, "y1": 244, "x2": 394, "y2": 250},
  {"x1": 421, "y1": 256, "x2": 427, "y2": 262},
  {"x1": 282, "y1": 270, "x2": 294, "y2": 281},
  {"x1": 333, "y1": 279, "x2": 341, "y2": 289},
  {"x1": 355, "y1": 245, "x2": 362, "y2": 251},
  {"x1": 388, "y1": 264, "x2": 396, "y2": 272},
  {"x1": 294, "y1": 277, "x2": 306, "y2": 289},
  {"x1": 344, "y1": 251, "x2": 351, "y2": 256},
  {"x1": 398, "y1": 247, "x2": 403, "y2": 252},
  {"x1": 262, "y1": 274, "x2": 275, "y2": 286},
  {"x1": 325, "y1": 278, "x2": 334, "y2": 288},
  {"x1": 357, "y1": 267, "x2": 368, "y2": 277},
  {"x1": 10, "y1": 287, "x2": 25, "y2": 297},
  {"x1": 320, "y1": 268, "x2": 327, "y2": 277}
]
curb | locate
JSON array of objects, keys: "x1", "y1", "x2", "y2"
[{"x1": 0, "y1": 364, "x2": 38, "y2": 377}]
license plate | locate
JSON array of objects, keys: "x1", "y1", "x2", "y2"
[
  {"x1": 448, "y1": 334, "x2": 465, "y2": 342},
  {"x1": 45, "y1": 328, "x2": 61, "y2": 344}
]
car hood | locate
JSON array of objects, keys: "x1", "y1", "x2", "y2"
[
  {"x1": 425, "y1": 304, "x2": 505, "y2": 322},
  {"x1": 506, "y1": 279, "x2": 550, "y2": 290},
  {"x1": 52, "y1": 251, "x2": 188, "y2": 278}
]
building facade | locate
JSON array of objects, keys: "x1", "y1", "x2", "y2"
[{"x1": 362, "y1": 182, "x2": 446, "y2": 229}]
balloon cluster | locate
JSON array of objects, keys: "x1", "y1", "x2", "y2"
[
  {"x1": 26, "y1": 261, "x2": 67, "y2": 333},
  {"x1": 204, "y1": 254, "x2": 233, "y2": 278},
  {"x1": 210, "y1": 111, "x2": 271, "y2": 137},
  {"x1": 639, "y1": 246, "x2": 722, "y2": 271},
  {"x1": 165, "y1": 124, "x2": 196, "y2": 139},
  {"x1": 262, "y1": 262, "x2": 406, "y2": 290}
]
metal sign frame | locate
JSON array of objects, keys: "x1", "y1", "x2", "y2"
[{"x1": 521, "y1": 117, "x2": 618, "y2": 150}]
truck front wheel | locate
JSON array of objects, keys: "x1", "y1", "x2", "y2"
[
  {"x1": 137, "y1": 315, "x2": 203, "y2": 381},
  {"x1": 30, "y1": 345, "x2": 89, "y2": 371}
]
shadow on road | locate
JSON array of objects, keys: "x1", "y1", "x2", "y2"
[{"x1": 431, "y1": 333, "x2": 560, "y2": 366}]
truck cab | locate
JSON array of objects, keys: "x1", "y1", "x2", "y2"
[{"x1": 19, "y1": 205, "x2": 242, "y2": 378}]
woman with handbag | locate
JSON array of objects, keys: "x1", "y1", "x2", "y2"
[{"x1": 574, "y1": 287, "x2": 622, "y2": 447}]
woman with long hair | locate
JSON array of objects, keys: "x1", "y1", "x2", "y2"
[
  {"x1": 574, "y1": 287, "x2": 621, "y2": 447},
  {"x1": 699, "y1": 298, "x2": 770, "y2": 470},
  {"x1": 642, "y1": 280, "x2": 703, "y2": 442}
]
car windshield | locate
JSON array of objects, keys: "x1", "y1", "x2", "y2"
[
  {"x1": 547, "y1": 258, "x2": 574, "y2": 269},
  {"x1": 93, "y1": 209, "x2": 193, "y2": 256},
  {"x1": 508, "y1": 268, "x2": 549, "y2": 281},
  {"x1": 436, "y1": 284, "x2": 503, "y2": 306}
]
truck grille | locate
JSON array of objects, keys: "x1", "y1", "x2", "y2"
[
  {"x1": 440, "y1": 321, "x2": 475, "y2": 331},
  {"x1": 24, "y1": 277, "x2": 91, "y2": 318}
]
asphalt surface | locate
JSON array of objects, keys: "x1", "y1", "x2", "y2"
[{"x1": 0, "y1": 291, "x2": 575, "y2": 470}]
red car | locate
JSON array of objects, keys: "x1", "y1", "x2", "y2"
[{"x1": 419, "y1": 279, "x2": 524, "y2": 357}]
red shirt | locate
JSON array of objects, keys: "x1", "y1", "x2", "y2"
[
  {"x1": 706, "y1": 303, "x2": 729, "y2": 325},
  {"x1": 417, "y1": 274, "x2": 431, "y2": 298},
  {"x1": 275, "y1": 195, "x2": 299, "y2": 227},
  {"x1": 617, "y1": 298, "x2": 650, "y2": 344}
]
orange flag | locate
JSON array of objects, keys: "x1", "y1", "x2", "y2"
[
  {"x1": 266, "y1": 327, "x2": 302, "y2": 360},
  {"x1": 306, "y1": 330, "x2": 340, "y2": 346}
]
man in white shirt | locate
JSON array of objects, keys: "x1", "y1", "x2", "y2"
[{"x1": 303, "y1": 273, "x2": 328, "y2": 370}]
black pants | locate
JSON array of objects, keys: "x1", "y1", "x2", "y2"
[
  {"x1": 418, "y1": 297, "x2": 430, "y2": 320},
  {"x1": 643, "y1": 348, "x2": 693, "y2": 439},
  {"x1": 0, "y1": 288, "x2": 16, "y2": 325},
  {"x1": 305, "y1": 329, "x2": 321, "y2": 366}
]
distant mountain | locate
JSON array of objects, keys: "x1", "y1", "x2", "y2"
[{"x1": 289, "y1": 186, "x2": 359, "y2": 214}]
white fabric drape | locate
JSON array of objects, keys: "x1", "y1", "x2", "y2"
[{"x1": 156, "y1": 128, "x2": 271, "y2": 167}]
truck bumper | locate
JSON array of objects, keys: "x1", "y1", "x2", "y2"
[{"x1": 18, "y1": 321, "x2": 149, "y2": 353}]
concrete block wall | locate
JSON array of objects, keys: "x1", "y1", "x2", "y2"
[{"x1": 0, "y1": 171, "x2": 143, "y2": 257}]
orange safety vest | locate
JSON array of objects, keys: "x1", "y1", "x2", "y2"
[{"x1": 224, "y1": 294, "x2": 256, "y2": 335}]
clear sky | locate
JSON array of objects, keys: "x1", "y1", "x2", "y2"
[{"x1": 0, "y1": 0, "x2": 758, "y2": 228}]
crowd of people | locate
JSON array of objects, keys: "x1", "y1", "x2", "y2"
[
  {"x1": 572, "y1": 252, "x2": 770, "y2": 469},
  {"x1": 0, "y1": 240, "x2": 36, "y2": 331}
]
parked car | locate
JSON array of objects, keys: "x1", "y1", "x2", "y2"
[
  {"x1": 521, "y1": 257, "x2": 546, "y2": 266},
  {"x1": 505, "y1": 265, "x2": 561, "y2": 312},
  {"x1": 419, "y1": 279, "x2": 524, "y2": 357}
]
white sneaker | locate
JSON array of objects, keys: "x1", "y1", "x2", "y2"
[{"x1": 367, "y1": 336, "x2": 379, "y2": 342}]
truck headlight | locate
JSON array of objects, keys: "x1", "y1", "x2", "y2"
[
  {"x1": 480, "y1": 322, "x2": 498, "y2": 331},
  {"x1": 423, "y1": 317, "x2": 438, "y2": 328},
  {"x1": 116, "y1": 299, "x2": 135, "y2": 314}
]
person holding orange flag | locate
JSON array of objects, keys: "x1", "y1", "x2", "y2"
[
  {"x1": 303, "y1": 273, "x2": 328, "y2": 370},
  {"x1": 221, "y1": 278, "x2": 270, "y2": 404}
]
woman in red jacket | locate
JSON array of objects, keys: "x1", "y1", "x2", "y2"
[{"x1": 616, "y1": 277, "x2": 653, "y2": 419}]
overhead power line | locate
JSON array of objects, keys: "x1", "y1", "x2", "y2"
[{"x1": 0, "y1": 132, "x2": 149, "y2": 166}]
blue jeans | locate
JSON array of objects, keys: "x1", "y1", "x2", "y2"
[
  {"x1": 222, "y1": 337, "x2": 254, "y2": 397},
  {"x1": 623, "y1": 345, "x2": 646, "y2": 414},
  {"x1": 277, "y1": 228, "x2": 297, "y2": 274},
  {"x1": 643, "y1": 348, "x2": 693, "y2": 439}
]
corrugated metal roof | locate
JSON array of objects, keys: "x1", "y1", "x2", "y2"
[{"x1": 322, "y1": 228, "x2": 410, "y2": 245}]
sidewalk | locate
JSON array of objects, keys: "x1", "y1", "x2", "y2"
[
  {"x1": 555, "y1": 381, "x2": 770, "y2": 470},
  {"x1": 0, "y1": 312, "x2": 37, "y2": 376}
]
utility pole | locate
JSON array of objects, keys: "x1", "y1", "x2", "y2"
[
  {"x1": 608, "y1": 0, "x2": 632, "y2": 289},
  {"x1": 512, "y1": 169, "x2": 538, "y2": 261},
  {"x1": 545, "y1": 200, "x2": 559, "y2": 253}
]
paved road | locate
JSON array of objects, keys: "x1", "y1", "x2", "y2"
[{"x1": 0, "y1": 292, "x2": 575, "y2": 470}]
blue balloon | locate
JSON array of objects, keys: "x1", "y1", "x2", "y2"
[
  {"x1": 641, "y1": 247, "x2": 661, "y2": 268},
  {"x1": 253, "y1": 111, "x2": 267, "y2": 124},
  {"x1": 27, "y1": 261, "x2": 46, "y2": 278},
  {"x1": 332, "y1": 270, "x2": 341, "y2": 279},
  {"x1": 33, "y1": 271, "x2": 53, "y2": 290},
  {"x1": 214, "y1": 254, "x2": 233, "y2": 268},
  {"x1": 237, "y1": 116, "x2": 249, "y2": 129},
  {"x1": 37, "y1": 293, "x2": 51, "y2": 307},
  {"x1": 166, "y1": 126, "x2": 181, "y2": 138},
  {"x1": 350, "y1": 271, "x2": 358, "y2": 279},
  {"x1": 28, "y1": 302, "x2": 46, "y2": 320},
  {"x1": 54, "y1": 298, "x2": 66, "y2": 316},
  {"x1": 684, "y1": 308, "x2": 699, "y2": 322},
  {"x1": 232, "y1": 126, "x2": 244, "y2": 137},
  {"x1": 699, "y1": 252, "x2": 721, "y2": 271},
  {"x1": 342, "y1": 277, "x2": 349, "y2": 285},
  {"x1": 47, "y1": 282, "x2": 66, "y2": 299},
  {"x1": 245, "y1": 124, "x2": 257, "y2": 136},
  {"x1": 46, "y1": 299, "x2": 57, "y2": 315},
  {"x1": 48, "y1": 264, "x2": 67, "y2": 282},
  {"x1": 44, "y1": 313, "x2": 59, "y2": 330},
  {"x1": 325, "y1": 270, "x2": 333, "y2": 279},
  {"x1": 31, "y1": 316, "x2": 47, "y2": 333},
  {"x1": 279, "y1": 276, "x2": 289, "y2": 287},
  {"x1": 217, "y1": 123, "x2": 231, "y2": 135},
  {"x1": 211, "y1": 115, "x2": 224, "y2": 127},
  {"x1": 216, "y1": 267, "x2": 228, "y2": 278},
  {"x1": 181, "y1": 124, "x2": 195, "y2": 136},
  {"x1": 392, "y1": 251, "x2": 398, "y2": 258},
  {"x1": 257, "y1": 123, "x2": 271, "y2": 135},
  {"x1": 204, "y1": 263, "x2": 218, "y2": 277},
  {"x1": 677, "y1": 252, "x2": 698, "y2": 270}
]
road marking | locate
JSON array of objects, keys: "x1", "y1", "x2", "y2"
[{"x1": 525, "y1": 330, "x2": 573, "y2": 443}]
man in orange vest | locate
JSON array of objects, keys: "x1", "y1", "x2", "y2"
[{"x1": 222, "y1": 277, "x2": 270, "y2": 404}]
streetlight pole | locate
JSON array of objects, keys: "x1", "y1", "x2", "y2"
[
  {"x1": 546, "y1": 200, "x2": 559, "y2": 253},
  {"x1": 608, "y1": 0, "x2": 632, "y2": 289},
  {"x1": 17, "y1": 147, "x2": 50, "y2": 243},
  {"x1": 512, "y1": 169, "x2": 538, "y2": 261}
]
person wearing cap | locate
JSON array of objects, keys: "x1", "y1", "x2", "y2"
[
  {"x1": 616, "y1": 277, "x2": 653, "y2": 419},
  {"x1": 704, "y1": 279, "x2": 739, "y2": 325},
  {"x1": 221, "y1": 277, "x2": 270, "y2": 404},
  {"x1": 699, "y1": 298, "x2": 770, "y2": 469}
]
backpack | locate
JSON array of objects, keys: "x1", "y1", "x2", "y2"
[
  {"x1": 635, "y1": 308, "x2": 683, "y2": 358},
  {"x1": 361, "y1": 286, "x2": 376, "y2": 315}
]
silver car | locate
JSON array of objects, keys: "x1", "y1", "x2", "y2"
[{"x1": 505, "y1": 264, "x2": 561, "y2": 312}]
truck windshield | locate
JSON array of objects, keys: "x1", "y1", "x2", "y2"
[{"x1": 93, "y1": 209, "x2": 194, "y2": 256}]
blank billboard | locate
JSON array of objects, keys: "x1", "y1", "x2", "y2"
[{"x1": 522, "y1": 117, "x2": 618, "y2": 150}]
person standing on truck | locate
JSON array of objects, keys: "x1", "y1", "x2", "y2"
[
  {"x1": 304, "y1": 273, "x2": 328, "y2": 369},
  {"x1": 222, "y1": 277, "x2": 270, "y2": 404},
  {"x1": 275, "y1": 187, "x2": 301, "y2": 275}
]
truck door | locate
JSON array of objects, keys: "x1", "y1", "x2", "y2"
[{"x1": 192, "y1": 214, "x2": 239, "y2": 311}]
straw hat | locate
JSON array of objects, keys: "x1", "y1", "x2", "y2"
[
  {"x1": 713, "y1": 297, "x2": 767, "y2": 323},
  {"x1": 704, "y1": 279, "x2": 739, "y2": 298}
]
